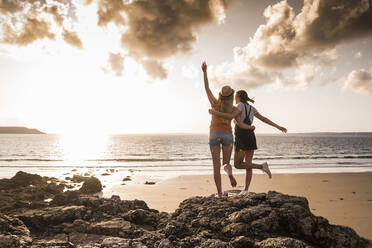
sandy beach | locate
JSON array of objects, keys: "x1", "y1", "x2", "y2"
[{"x1": 105, "y1": 172, "x2": 372, "y2": 240}]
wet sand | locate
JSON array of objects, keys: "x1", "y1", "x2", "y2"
[{"x1": 105, "y1": 172, "x2": 372, "y2": 240}]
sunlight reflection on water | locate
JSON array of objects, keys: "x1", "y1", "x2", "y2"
[{"x1": 60, "y1": 133, "x2": 109, "y2": 163}]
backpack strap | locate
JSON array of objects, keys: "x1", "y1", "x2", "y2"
[{"x1": 244, "y1": 103, "x2": 252, "y2": 121}]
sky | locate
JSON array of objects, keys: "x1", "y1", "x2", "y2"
[{"x1": 0, "y1": 0, "x2": 371, "y2": 135}]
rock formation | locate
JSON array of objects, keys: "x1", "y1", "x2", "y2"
[{"x1": 0, "y1": 172, "x2": 370, "y2": 247}]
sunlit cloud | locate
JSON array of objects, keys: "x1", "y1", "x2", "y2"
[
  {"x1": 93, "y1": 0, "x2": 227, "y2": 79},
  {"x1": 105, "y1": 52, "x2": 125, "y2": 76},
  {"x1": 0, "y1": 0, "x2": 228, "y2": 81},
  {"x1": 140, "y1": 59, "x2": 167, "y2": 80},
  {"x1": 343, "y1": 67, "x2": 372, "y2": 93},
  {"x1": 0, "y1": 0, "x2": 80, "y2": 48},
  {"x1": 212, "y1": 0, "x2": 372, "y2": 90},
  {"x1": 62, "y1": 29, "x2": 83, "y2": 49}
]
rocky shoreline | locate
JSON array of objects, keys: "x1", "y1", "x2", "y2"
[{"x1": 0, "y1": 171, "x2": 370, "y2": 248}]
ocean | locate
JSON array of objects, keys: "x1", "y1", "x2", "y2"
[{"x1": 1, "y1": 133, "x2": 372, "y2": 180}]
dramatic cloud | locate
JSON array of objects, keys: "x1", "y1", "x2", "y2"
[
  {"x1": 107, "y1": 52, "x2": 125, "y2": 76},
  {"x1": 0, "y1": 0, "x2": 82, "y2": 48},
  {"x1": 211, "y1": 60, "x2": 276, "y2": 89},
  {"x1": 2, "y1": 18, "x2": 55, "y2": 46},
  {"x1": 140, "y1": 59, "x2": 167, "y2": 80},
  {"x1": 96, "y1": 0, "x2": 126, "y2": 27},
  {"x1": 213, "y1": 0, "x2": 372, "y2": 90},
  {"x1": 44, "y1": 5, "x2": 65, "y2": 26},
  {"x1": 94, "y1": 0, "x2": 227, "y2": 78},
  {"x1": 1, "y1": 0, "x2": 227, "y2": 80},
  {"x1": 117, "y1": 0, "x2": 227, "y2": 58},
  {"x1": 62, "y1": 29, "x2": 83, "y2": 49},
  {"x1": 0, "y1": 0, "x2": 23, "y2": 14},
  {"x1": 344, "y1": 67, "x2": 372, "y2": 93}
]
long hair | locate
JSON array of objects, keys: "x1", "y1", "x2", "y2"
[{"x1": 216, "y1": 86, "x2": 234, "y2": 124}]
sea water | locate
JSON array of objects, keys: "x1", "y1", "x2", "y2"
[{"x1": 0, "y1": 133, "x2": 372, "y2": 179}]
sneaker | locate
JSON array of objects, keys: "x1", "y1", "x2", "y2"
[
  {"x1": 238, "y1": 190, "x2": 249, "y2": 196},
  {"x1": 214, "y1": 193, "x2": 223, "y2": 198},
  {"x1": 261, "y1": 162, "x2": 272, "y2": 179}
]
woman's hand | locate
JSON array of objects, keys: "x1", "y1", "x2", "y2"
[
  {"x1": 278, "y1": 126, "x2": 287, "y2": 133},
  {"x1": 250, "y1": 125, "x2": 256, "y2": 131},
  {"x1": 201, "y1": 62, "x2": 207, "y2": 72},
  {"x1": 208, "y1": 109, "x2": 216, "y2": 115}
]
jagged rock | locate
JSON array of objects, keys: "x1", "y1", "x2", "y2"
[
  {"x1": 0, "y1": 234, "x2": 27, "y2": 248},
  {"x1": 136, "y1": 231, "x2": 164, "y2": 247},
  {"x1": 51, "y1": 191, "x2": 80, "y2": 206},
  {"x1": 0, "y1": 171, "x2": 78, "y2": 214},
  {"x1": 88, "y1": 218, "x2": 143, "y2": 238},
  {"x1": 121, "y1": 209, "x2": 159, "y2": 228},
  {"x1": 167, "y1": 191, "x2": 369, "y2": 248},
  {"x1": 230, "y1": 236, "x2": 254, "y2": 248},
  {"x1": 256, "y1": 237, "x2": 313, "y2": 248},
  {"x1": 79, "y1": 177, "x2": 102, "y2": 194},
  {"x1": 16, "y1": 206, "x2": 87, "y2": 233},
  {"x1": 101, "y1": 237, "x2": 147, "y2": 248},
  {"x1": 200, "y1": 239, "x2": 231, "y2": 248},
  {"x1": 0, "y1": 172, "x2": 369, "y2": 248},
  {"x1": 9, "y1": 171, "x2": 43, "y2": 187},
  {"x1": 158, "y1": 239, "x2": 172, "y2": 248},
  {"x1": 30, "y1": 239, "x2": 75, "y2": 247},
  {"x1": 0, "y1": 214, "x2": 32, "y2": 247},
  {"x1": 67, "y1": 232, "x2": 106, "y2": 247},
  {"x1": 69, "y1": 175, "x2": 90, "y2": 183},
  {"x1": 163, "y1": 220, "x2": 189, "y2": 238}
]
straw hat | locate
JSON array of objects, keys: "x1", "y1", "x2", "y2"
[{"x1": 219, "y1": 85, "x2": 234, "y2": 98}]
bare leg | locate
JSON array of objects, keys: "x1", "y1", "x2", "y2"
[
  {"x1": 234, "y1": 150, "x2": 262, "y2": 170},
  {"x1": 210, "y1": 145, "x2": 222, "y2": 197},
  {"x1": 244, "y1": 150, "x2": 254, "y2": 191},
  {"x1": 222, "y1": 144, "x2": 237, "y2": 187}
]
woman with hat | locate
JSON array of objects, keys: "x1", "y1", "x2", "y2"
[
  {"x1": 202, "y1": 62, "x2": 255, "y2": 198},
  {"x1": 209, "y1": 90, "x2": 287, "y2": 196}
]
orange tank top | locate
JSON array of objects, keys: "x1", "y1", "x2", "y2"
[{"x1": 210, "y1": 106, "x2": 237, "y2": 132}]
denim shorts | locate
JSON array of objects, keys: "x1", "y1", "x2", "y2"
[{"x1": 209, "y1": 131, "x2": 233, "y2": 146}]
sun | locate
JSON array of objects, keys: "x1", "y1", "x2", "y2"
[{"x1": 59, "y1": 132, "x2": 109, "y2": 163}]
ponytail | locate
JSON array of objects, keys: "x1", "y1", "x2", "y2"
[{"x1": 236, "y1": 90, "x2": 255, "y2": 104}]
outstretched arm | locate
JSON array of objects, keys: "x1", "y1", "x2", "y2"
[
  {"x1": 201, "y1": 62, "x2": 217, "y2": 106},
  {"x1": 255, "y1": 112, "x2": 287, "y2": 133}
]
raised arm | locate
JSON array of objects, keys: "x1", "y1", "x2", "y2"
[
  {"x1": 208, "y1": 107, "x2": 240, "y2": 120},
  {"x1": 201, "y1": 62, "x2": 217, "y2": 106},
  {"x1": 255, "y1": 112, "x2": 287, "y2": 133}
]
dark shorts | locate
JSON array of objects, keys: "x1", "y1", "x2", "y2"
[
  {"x1": 209, "y1": 131, "x2": 233, "y2": 146},
  {"x1": 234, "y1": 130, "x2": 257, "y2": 151}
]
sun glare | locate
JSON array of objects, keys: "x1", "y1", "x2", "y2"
[{"x1": 60, "y1": 132, "x2": 108, "y2": 162}]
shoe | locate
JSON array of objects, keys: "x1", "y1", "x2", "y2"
[
  {"x1": 262, "y1": 162, "x2": 272, "y2": 179},
  {"x1": 238, "y1": 190, "x2": 249, "y2": 196},
  {"x1": 214, "y1": 193, "x2": 223, "y2": 198}
]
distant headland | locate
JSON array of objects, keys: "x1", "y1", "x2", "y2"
[{"x1": 0, "y1": 126, "x2": 45, "y2": 134}]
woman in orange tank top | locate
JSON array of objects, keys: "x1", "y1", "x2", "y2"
[{"x1": 202, "y1": 62, "x2": 255, "y2": 198}]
